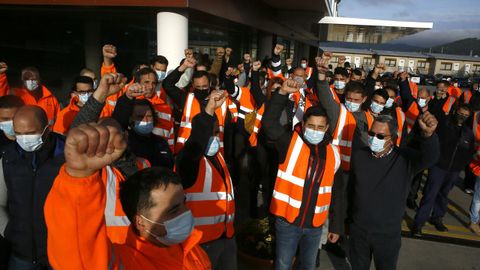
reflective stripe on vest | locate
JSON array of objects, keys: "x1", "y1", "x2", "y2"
[
  {"x1": 464, "y1": 90, "x2": 472, "y2": 104},
  {"x1": 395, "y1": 107, "x2": 406, "y2": 146},
  {"x1": 104, "y1": 166, "x2": 130, "y2": 227},
  {"x1": 442, "y1": 96, "x2": 456, "y2": 114},
  {"x1": 270, "y1": 132, "x2": 340, "y2": 227},
  {"x1": 248, "y1": 104, "x2": 265, "y2": 147},
  {"x1": 184, "y1": 153, "x2": 235, "y2": 243},
  {"x1": 331, "y1": 105, "x2": 356, "y2": 171}
]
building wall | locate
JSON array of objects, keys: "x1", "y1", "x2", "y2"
[
  {"x1": 430, "y1": 59, "x2": 480, "y2": 77},
  {"x1": 329, "y1": 52, "x2": 375, "y2": 70},
  {"x1": 376, "y1": 55, "x2": 429, "y2": 74}
]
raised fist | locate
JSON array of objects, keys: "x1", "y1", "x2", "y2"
[
  {"x1": 94, "y1": 73, "x2": 125, "y2": 102},
  {"x1": 205, "y1": 90, "x2": 227, "y2": 116},
  {"x1": 274, "y1": 44, "x2": 284, "y2": 56},
  {"x1": 125, "y1": 83, "x2": 145, "y2": 100},
  {"x1": 183, "y1": 56, "x2": 197, "y2": 69},
  {"x1": 279, "y1": 79, "x2": 300, "y2": 95},
  {"x1": 102, "y1": 44, "x2": 117, "y2": 59},
  {"x1": 216, "y1": 47, "x2": 225, "y2": 58},
  {"x1": 64, "y1": 123, "x2": 127, "y2": 178},
  {"x1": 184, "y1": 48, "x2": 193, "y2": 58},
  {"x1": 418, "y1": 111, "x2": 438, "y2": 138},
  {"x1": 252, "y1": 61, "x2": 262, "y2": 72},
  {"x1": 0, "y1": 62, "x2": 7, "y2": 74}
]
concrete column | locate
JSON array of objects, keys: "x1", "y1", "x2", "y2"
[
  {"x1": 259, "y1": 33, "x2": 273, "y2": 61},
  {"x1": 84, "y1": 19, "x2": 101, "y2": 76},
  {"x1": 157, "y1": 11, "x2": 188, "y2": 71}
]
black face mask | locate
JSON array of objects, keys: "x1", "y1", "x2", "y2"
[
  {"x1": 194, "y1": 89, "x2": 209, "y2": 101},
  {"x1": 454, "y1": 114, "x2": 468, "y2": 125}
]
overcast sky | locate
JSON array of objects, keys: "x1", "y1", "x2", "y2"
[{"x1": 339, "y1": 0, "x2": 480, "y2": 48}]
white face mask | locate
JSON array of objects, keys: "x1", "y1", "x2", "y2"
[
  {"x1": 16, "y1": 126, "x2": 48, "y2": 152},
  {"x1": 303, "y1": 128, "x2": 325, "y2": 145},
  {"x1": 301, "y1": 63, "x2": 307, "y2": 69},
  {"x1": 25, "y1": 80, "x2": 39, "y2": 91},
  {"x1": 78, "y1": 92, "x2": 92, "y2": 104},
  {"x1": 374, "y1": 85, "x2": 382, "y2": 90},
  {"x1": 385, "y1": 98, "x2": 394, "y2": 108},
  {"x1": 370, "y1": 101, "x2": 385, "y2": 114},
  {"x1": 345, "y1": 101, "x2": 361, "y2": 112},
  {"x1": 141, "y1": 210, "x2": 194, "y2": 246},
  {"x1": 368, "y1": 135, "x2": 386, "y2": 153},
  {"x1": 0, "y1": 120, "x2": 15, "y2": 137},
  {"x1": 417, "y1": 98, "x2": 427, "y2": 108},
  {"x1": 134, "y1": 121, "x2": 154, "y2": 135},
  {"x1": 334, "y1": 80, "x2": 346, "y2": 90},
  {"x1": 156, "y1": 70, "x2": 167, "y2": 81},
  {"x1": 205, "y1": 136, "x2": 220, "y2": 156}
]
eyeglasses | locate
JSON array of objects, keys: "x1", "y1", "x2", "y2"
[{"x1": 368, "y1": 131, "x2": 391, "y2": 140}]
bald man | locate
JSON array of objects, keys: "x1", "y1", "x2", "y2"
[{"x1": 0, "y1": 105, "x2": 64, "y2": 269}]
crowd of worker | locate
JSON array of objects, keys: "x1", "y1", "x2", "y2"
[{"x1": 0, "y1": 42, "x2": 479, "y2": 270}]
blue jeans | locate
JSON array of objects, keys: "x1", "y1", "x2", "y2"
[
  {"x1": 275, "y1": 217, "x2": 323, "y2": 270},
  {"x1": 470, "y1": 176, "x2": 480, "y2": 223},
  {"x1": 8, "y1": 255, "x2": 52, "y2": 270}
]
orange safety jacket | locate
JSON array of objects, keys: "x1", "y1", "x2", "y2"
[
  {"x1": 448, "y1": 85, "x2": 462, "y2": 99},
  {"x1": 0, "y1": 73, "x2": 9, "y2": 96},
  {"x1": 394, "y1": 107, "x2": 406, "y2": 146},
  {"x1": 442, "y1": 96, "x2": 456, "y2": 115},
  {"x1": 248, "y1": 104, "x2": 265, "y2": 147},
  {"x1": 305, "y1": 66, "x2": 314, "y2": 81},
  {"x1": 462, "y1": 90, "x2": 473, "y2": 104},
  {"x1": 267, "y1": 68, "x2": 286, "y2": 80},
  {"x1": 14, "y1": 85, "x2": 60, "y2": 126},
  {"x1": 45, "y1": 165, "x2": 210, "y2": 270},
  {"x1": 331, "y1": 106, "x2": 373, "y2": 172},
  {"x1": 184, "y1": 153, "x2": 235, "y2": 244},
  {"x1": 270, "y1": 132, "x2": 340, "y2": 227},
  {"x1": 176, "y1": 93, "x2": 230, "y2": 154},
  {"x1": 146, "y1": 94, "x2": 175, "y2": 152},
  {"x1": 53, "y1": 96, "x2": 110, "y2": 136},
  {"x1": 409, "y1": 81, "x2": 419, "y2": 98},
  {"x1": 405, "y1": 102, "x2": 421, "y2": 134},
  {"x1": 469, "y1": 111, "x2": 480, "y2": 176}
]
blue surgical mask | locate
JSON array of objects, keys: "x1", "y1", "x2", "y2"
[
  {"x1": 141, "y1": 210, "x2": 194, "y2": 246},
  {"x1": 334, "y1": 80, "x2": 346, "y2": 90},
  {"x1": 78, "y1": 92, "x2": 92, "y2": 104},
  {"x1": 368, "y1": 135, "x2": 386, "y2": 153},
  {"x1": 417, "y1": 98, "x2": 427, "y2": 108},
  {"x1": 370, "y1": 101, "x2": 385, "y2": 114},
  {"x1": 385, "y1": 98, "x2": 394, "y2": 108},
  {"x1": 345, "y1": 101, "x2": 361, "y2": 112},
  {"x1": 0, "y1": 120, "x2": 15, "y2": 137},
  {"x1": 303, "y1": 128, "x2": 325, "y2": 145},
  {"x1": 24, "y1": 80, "x2": 39, "y2": 91},
  {"x1": 156, "y1": 70, "x2": 167, "y2": 81},
  {"x1": 205, "y1": 136, "x2": 220, "y2": 156},
  {"x1": 134, "y1": 121, "x2": 154, "y2": 135}
]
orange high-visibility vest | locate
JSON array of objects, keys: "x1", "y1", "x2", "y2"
[
  {"x1": 236, "y1": 87, "x2": 256, "y2": 120},
  {"x1": 270, "y1": 132, "x2": 340, "y2": 227},
  {"x1": 148, "y1": 94, "x2": 175, "y2": 152},
  {"x1": 176, "y1": 93, "x2": 227, "y2": 154},
  {"x1": 394, "y1": 107, "x2": 406, "y2": 146},
  {"x1": 405, "y1": 102, "x2": 420, "y2": 134},
  {"x1": 469, "y1": 111, "x2": 480, "y2": 176},
  {"x1": 442, "y1": 96, "x2": 456, "y2": 115},
  {"x1": 409, "y1": 81, "x2": 418, "y2": 98},
  {"x1": 462, "y1": 90, "x2": 473, "y2": 104},
  {"x1": 248, "y1": 104, "x2": 265, "y2": 147},
  {"x1": 103, "y1": 159, "x2": 150, "y2": 245},
  {"x1": 394, "y1": 96, "x2": 402, "y2": 107},
  {"x1": 448, "y1": 85, "x2": 462, "y2": 99},
  {"x1": 329, "y1": 86, "x2": 342, "y2": 104},
  {"x1": 184, "y1": 153, "x2": 235, "y2": 244},
  {"x1": 305, "y1": 66, "x2": 314, "y2": 81},
  {"x1": 267, "y1": 68, "x2": 286, "y2": 80}
]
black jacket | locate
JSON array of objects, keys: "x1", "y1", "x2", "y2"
[
  {"x1": 2, "y1": 135, "x2": 64, "y2": 264},
  {"x1": 436, "y1": 116, "x2": 475, "y2": 171}
]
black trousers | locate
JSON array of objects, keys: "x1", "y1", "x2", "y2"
[{"x1": 349, "y1": 224, "x2": 401, "y2": 270}]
